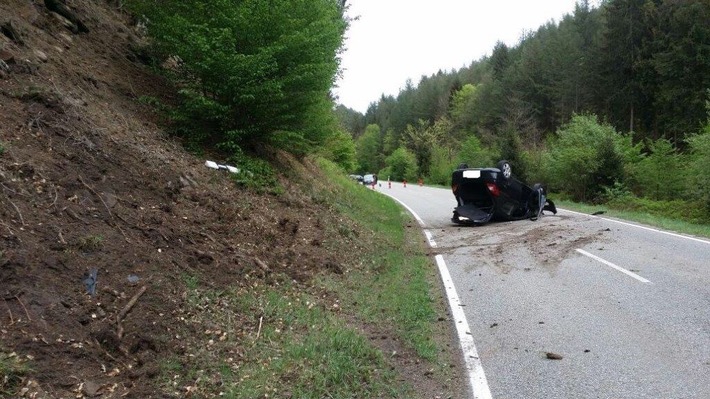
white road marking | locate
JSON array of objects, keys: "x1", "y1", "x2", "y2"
[
  {"x1": 380, "y1": 192, "x2": 427, "y2": 227},
  {"x1": 576, "y1": 249, "x2": 652, "y2": 284},
  {"x1": 424, "y1": 230, "x2": 437, "y2": 247},
  {"x1": 436, "y1": 255, "x2": 493, "y2": 399},
  {"x1": 559, "y1": 208, "x2": 710, "y2": 245},
  {"x1": 382, "y1": 190, "x2": 492, "y2": 398}
]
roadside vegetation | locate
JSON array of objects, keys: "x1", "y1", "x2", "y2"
[
  {"x1": 0, "y1": 351, "x2": 29, "y2": 397},
  {"x1": 338, "y1": 1, "x2": 710, "y2": 230},
  {"x1": 150, "y1": 159, "x2": 452, "y2": 398},
  {"x1": 62, "y1": 1, "x2": 704, "y2": 395},
  {"x1": 555, "y1": 199, "x2": 710, "y2": 239},
  {"x1": 317, "y1": 160, "x2": 441, "y2": 360},
  {"x1": 165, "y1": 278, "x2": 398, "y2": 398}
]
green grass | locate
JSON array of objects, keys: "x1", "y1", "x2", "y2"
[
  {"x1": 556, "y1": 199, "x2": 710, "y2": 239},
  {"x1": 317, "y1": 159, "x2": 439, "y2": 360},
  {"x1": 166, "y1": 283, "x2": 401, "y2": 399},
  {"x1": 77, "y1": 234, "x2": 104, "y2": 252},
  {"x1": 1, "y1": 351, "x2": 29, "y2": 397},
  {"x1": 154, "y1": 159, "x2": 450, "y2": 398}
]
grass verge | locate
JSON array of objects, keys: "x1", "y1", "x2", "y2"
[
  {"x1": 316, "y1": 159, "x2": 440, "y2": 360},
  {"x1": 556, "y1": 199, "x2": 710, "y2": 239},
  {"x1": 160, "y1": 159, "x2": 453, "y2": 398},
  {"x1": 0, "y1": 351, "x2": 29, "y2": 397},
  {"x1": 163, "y1": 280, "x2": 399, "y2": 398}
]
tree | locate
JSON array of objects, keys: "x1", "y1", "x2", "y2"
[
  {"x1": 382, "y1": 128, "x2": 399, "y2": 156},
  {"x1": 457, "y1": 135, "x2": 494, "y2": 168},
  {"x1": 600, "y1": 0, "x2": 659, "y2": 137},
  {"x1": 126, "y1": 0, "x2": 348, "y2": 154},
  {"x1": 403, "y1": 119, "x2": 439, "y2": 177},
  {"x1": 449, "y1": 83, "x2": 480, "y2": 136},
  {"x1": 334, "y1": 105, "x2": 366, "y2": 137},
  {"x1": 652, "y1": 0, "x2": 710, "y2": 141},
  {"x1": 490, "y1": 41, "x2": 511, "y2": 81},
  {"x1": 686, "y1": 122, "x2": 710, "y2": 211},
  {"x1": 321, "y1": 129, "x2": 357, "y2": 172},
  {"x1": 383, "y1": 147, "x2": 417, "y2": 181},
  {"x1": 355, "y1": 124, "x2": 382, "y2": 173},
  {"x1": 545, "y1": 114, "x2": 629, "y2": 201},
  {"x1": 628, "y1": 138, "x2": 686, "y2": 200}
]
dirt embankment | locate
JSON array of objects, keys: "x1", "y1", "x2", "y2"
[{"x1": 1, "y1": 1, "x2": 368, "y2": 397}]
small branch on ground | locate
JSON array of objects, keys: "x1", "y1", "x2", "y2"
[
  {"x1": 54, "y1": 225, "x2": 67, "y2": 244},
  {"x1": 4, "y1": 299, "x2": 14, "y2": 325},
  {"x1": 64, "y1": 207, "x2": 89, "y2": 224},
  {"x1": 78, "y1": 175, "x2": 113, "y2": 219},
  {"x1": 116, "y1": 285, "x2": 147, "y2": 340},
  {"x1": 1, "y1": 221, "x2": 18, "y2": 238},
  {"x1": 254, "y1": 316, "x2": 264, "y2": 344},
  {"x1": 7, "y1": 199, "x2": 24, "y2": 226},
  {"x1": 254, "y1": 258, "x2": 270, "y2": 274},
  {"x1": 15, "y1": 294, "x2": 31, "y2": 322},
  {"x1": 49, "y1": 184, "x2": 59, "y2": 210}
]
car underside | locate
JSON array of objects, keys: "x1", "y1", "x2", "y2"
[{"x1": 451, "y1": 161, "x2": 557, "y2": 225}]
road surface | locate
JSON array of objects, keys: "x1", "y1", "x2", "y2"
[{"x1": 376, "y1": 181, "x2": 710, "y2": 399}]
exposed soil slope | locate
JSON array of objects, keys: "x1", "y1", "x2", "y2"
[{"x1": 0, "y1": 1, "x2": 399, "y2": 397}]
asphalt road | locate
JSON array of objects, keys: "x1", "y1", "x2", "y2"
[{"x1": 375, "y1": 181, "x2": 710, "y2": 399}]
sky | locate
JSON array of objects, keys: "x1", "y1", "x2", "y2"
[{"x1": 334, "y1": 0, "x2": 582, "y2": 113}]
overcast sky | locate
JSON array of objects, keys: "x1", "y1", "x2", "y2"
[{"x1": 334, "y1": 0, "x2": 582, "y2": 113}]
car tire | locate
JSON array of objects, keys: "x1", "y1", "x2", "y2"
[{"x1": 497, "y1": 160, "x2": 512, "y2": 180}]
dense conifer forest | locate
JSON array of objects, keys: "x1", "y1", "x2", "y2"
[{"x1": 336, "y1": 0, "x2": 709, "y2": 222}]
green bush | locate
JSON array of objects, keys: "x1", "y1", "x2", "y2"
[
  {"x1": 226, "y1": 151, "x2": 281, "y2": 193},
  {"x1": 606, "y1": 195, "x2": 709, "y2": 225},
  {"x1": 355, "y1": 124, "x2": 383, "y2": 174},
  {"x1": 428, "y1": 145, "x2": 456, "y2": 185},
  {"x1": 382, "y1": 147, "x2": 417, "y2": 181},
  {"x1": 457, "y1": 135, "x2": 495, "y2": 168},
  {"x1": 545, "y1": 114, "x2": 632, "y2": 202},
  {"x1": 320, "y1": 130, "x2": 357, "y2": 172},
  {"x1": 686, "y1": 125, "x2": 710, "y2": 211},
  {"x1": 628, "y1": 138, "x2": 688, "y2": 201}
]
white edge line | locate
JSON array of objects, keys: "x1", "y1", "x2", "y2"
[
  {"x1": 558, "y1": 208, "x2": 710, "y2": 245},
  {"x1": 436, "y1": 255, "x2": 493, "y2": 399},
  {"x1": 380, "y1": 190, "x2": 493, "y2": 398},
  {"x1": 378, "y1": 191, "x2": 426, "y2": 227},
  {"x1": 576, "y1": 249, "x2": 652, "y2": 284},
  {"x1": 424, "y1": 230, "x2": 438, "y2": 248}
]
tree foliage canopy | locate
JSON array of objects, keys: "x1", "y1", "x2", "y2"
[
  {"x1": 334, "y1": 1, "x2": 709, "y2": 222},
  {"x1": 545, "y1": 114, "x2": 631, "y2": 202},
  {"x1": 128, "y1": 0, "x2": 348, "y2": 155}
]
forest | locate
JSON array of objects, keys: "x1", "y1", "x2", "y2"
[
  {"x1": 124, "y1": 0, "x2": 708, "y2": 223},
  {"x1": 337, "y1": 0, "x2": 710, "y2": 223}
]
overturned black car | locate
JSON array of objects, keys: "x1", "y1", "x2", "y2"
[{"x1": 451, "y1": 160, "x2": 557, "y2": 225}]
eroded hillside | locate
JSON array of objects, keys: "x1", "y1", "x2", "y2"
[{"x1": 0, "y1": 1, "x2": 367, "y2": 397}]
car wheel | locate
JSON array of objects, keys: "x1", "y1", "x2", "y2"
[{"x1": 497, "y1": 160, "x2": 512, "y2": 180}]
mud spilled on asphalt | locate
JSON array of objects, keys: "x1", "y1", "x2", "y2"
[{"x1": 434, "y1": 213, "x2": 612, "y2": 275}]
